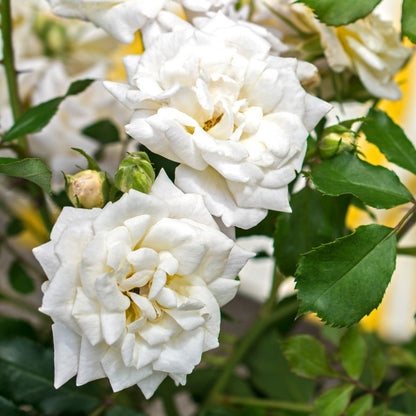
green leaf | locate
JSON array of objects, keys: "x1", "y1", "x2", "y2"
[
  {"x1": 297, "y1": 0, "x2": 382, "y2": 26},
  {"x1": 313, "y1": 384, "x2": 354, "y2": 416},
  {"x1": 371, "y1": 403, "x2": 387, "y2": 416},
  {"x1": 0, "y1": 317, "x2": 36, "y2": 341},
  {"x1": 296, "y1": 224, "x2": 397, "y2": 327},
  {"x1": 82, "y1": 119, "x2": 121, "y2": 145},
  {"x1": 65, "y1": 79, "x2": 95, "y2": 96},
  {"x1": 0, "y1": 337, "x2": 100, "y2": 414},
  {"x1": 106, "y1": 406, "x2": 147, "y2": 416},
  {"x1": 339, "y1": 117, "x2": 369, "y2": 129},
  {"x1": 389, "y1": 379, "x2": 408, "y2": 398},
  {"x1": 345, "y1": 394, "x2": 373, "y2": 416},
  {"x1": 0, "y1": 396, "x2": 28, "y2": 416},
  {"x1": 8, "y1": 261, "x2": 35, "y2": 295},
  {"x1": 245, "y1": 330, "x2": 315, "y2": 402},
  {"x1": 72, "y1": 147, "x2": 101, "y2": 171},
  {"x1": 402, "y1": 0, "x2": 416, "y2": 43},
  {"x1": 282, "y1": 335, "x2": 337, "y2": 379},
  {"x1": 339, "y1": 326, "x2": 367, "y2": 380},
  {"x1": 3, "y1": 79, "x2": 94, "y2": 142},
  {"x1": 362, "y1": 108, "x2": 416, "y2": 176},
  {"x1": 370, "y1": 344, "x2": 386, "y2": 389},
  {"x1": 274, "y1": 187, "x2": 350, "y2": 276},
  {"x1": 311, "y1": 153, "x2": 413, "y2": 209},
  {"x1": 0, "y1": 158, "x2": 51, "y2": 193}
]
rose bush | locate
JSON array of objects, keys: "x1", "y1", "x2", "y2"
[
  {"x1": 105, "y1": 14, "x2": 331, "y2": 229},
  {"x1": 33, "y1": 171, "x2": 252, "y2": 398}
]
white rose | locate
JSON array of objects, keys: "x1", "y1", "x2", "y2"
[
  {"x1": 251, "y1": 1, "x2": 411, "y2": 101},
  {"x1": 105, "y1": 16, "x2": 331, "y2": 228},
  {"x1": 317, "y1": 14, "x2": 411, "y2": 101},
  {"x1": 33, "y1": 171, "x2": 253, "y2": 398},
  {"x1": 46, "y1": 0, "x2": 238, "y2": 44}
]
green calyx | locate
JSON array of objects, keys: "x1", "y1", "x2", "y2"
[
  {"x1": 318, "y1": 126, "x2": 356, "y2": 159},
  {"x1": 114, "y1": 152, "x2": 155, "y2": 194}
]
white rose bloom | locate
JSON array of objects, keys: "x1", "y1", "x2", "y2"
[
  {"x1": 105, "y1": 19, "x2": 331, "y2": 228},
  {"x1": 145, "y1": 10, "x2": 287, "y2": 54},
  {"x1": 46, "y1": 0, "x2": 238, "y2": 44},
  {"x1": 33, "y1": 170, "x2": 253, "y2": 398},
  {"x1": 251, "y1": 1, "x2": 411, "y2": 100},
  {"x1": 317, "y1": 14, "x2": 411, "y2": 101}
]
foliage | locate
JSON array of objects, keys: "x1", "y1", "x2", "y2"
[
  {"x1": 0, "y1": 0, "x2": 416, "y2": 415},
  {"x1": 298, "y1": 0, "x2": 382, "y2": 26}
]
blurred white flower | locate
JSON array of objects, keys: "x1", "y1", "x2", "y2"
[
  {"x1": 46, "y1": 0, "x2": 238, "y2": 44},
  {"x1": 251, "y1": 0, "x2": 411, "y2": 100},
  {"x1": 317, "y1": 14, "x2": 411, "y2": 100},
  {"x1": 105, "y1": 16, "x2": 330, "y2": 228},
  {"x1": 28, "y1": 62, "x2": 131, "y2": 190},
  {"x1": 0, "y1": 0, "x2": 121, "y2": 133},
  {"x1": 33, "y1": 171, "x2": 252, "y2": 398}
]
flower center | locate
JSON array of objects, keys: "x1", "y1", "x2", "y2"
[{"x1": 203, "y1": 113, "x2": 224, "y2": 131}]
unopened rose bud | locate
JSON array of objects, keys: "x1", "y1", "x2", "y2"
[
  {"x1": 65, "y1": 170, "x2": 110, "y2": 209},
  {"x1": 114, "y1": 152, "x2": 155, "y2": 194},
  {"x1": 319, "y1": 129, "x2": 355, "y2": 160}
]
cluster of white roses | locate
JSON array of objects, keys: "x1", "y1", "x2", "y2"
[{"x1": 32, "y1": 0, "x2": 410, "y2": 399}]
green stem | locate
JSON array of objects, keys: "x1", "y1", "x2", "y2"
[
  {"x1": 397, "y1": 247, "x2": 416, "y2": 256},
  {"x1": 35, "y1": 189, "x2": 53, "y2": 233},
  {"x1": 218, "y1": 395, "x2": 312, "y2": 413},
  {"x1": 89, "y1": 405, "x2": 106, "y2": 416},
  {"x1": 0, "y1": 0, "x2": 28, "y2": 156},
  {"x1": 394, "y1": 202, "x2": 416, "y2": 240},
  {"x1": 160, "y1": 389, "x2": 180, "y2": 416},
  {"x1": 263, "y1": 2, "x2": 311, "y2": 37},
  {"x1": 203, "y1": 354, "x2": 227, "y2": 367},
  {"x1": 261, "y1": 262, "x2": 284, "y2": 317},
  {"x1": 205, "y1": 298, "x2": 298, "y2": 404}
]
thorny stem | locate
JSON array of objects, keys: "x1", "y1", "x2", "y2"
[
  {"x1": 1, "y1": 0, "x2": 53, "y2": 233},
  {"x1": 0, "y1": 0, "x2": 28, "y2": 156},
  {"x1": 338, "y1": 374, "x2": 388, "y2": 404},
  {"x1": 204, "y1": 298, "x2": 298, "y2": 406}
]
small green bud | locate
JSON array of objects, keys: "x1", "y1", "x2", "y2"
[
  {"x1": 114, "y1": 152, "x2": 155, "y2": 194},
  {"x1": 34, "y1": 15, "x2": 69, "y2": 58},
  {"x1": 319, "y1": 129, "x2": 355, "y2": 160},
  {"x1": 65, "y1": 170, "x2": 110, "y2": 209}
]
